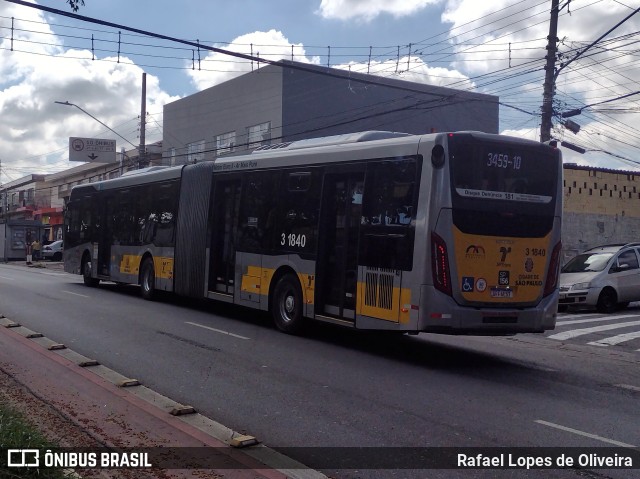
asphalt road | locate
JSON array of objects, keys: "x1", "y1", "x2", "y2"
[{"x1": 1, "y1": 262, "x2": 638, "y2": 479}]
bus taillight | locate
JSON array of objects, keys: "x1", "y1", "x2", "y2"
[
  {"x1": 543, "y1": 241, "x2": 562, "y2": 297},
  {"x1": 431, "y1": 232, "x2": 452, "y2": 296}
]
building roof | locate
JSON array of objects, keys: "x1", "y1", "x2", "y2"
[
  {"x1": 563, "y1": 162, "x2": 640, "y2": 177},
  {"x1": 0, "y1": 174, "x2": 46, "y2": 190}
]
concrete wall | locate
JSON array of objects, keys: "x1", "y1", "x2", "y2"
[
  {"x1": 162, "y1": 60, "x2": 499, "y2": 165},
  {"x1": 163, "y1": 67, "x2": 283, "y2": 163},
  {"x1": 562, "y1": 164, "x2": 640, "y2": 264},
  {"x1": 281, "y1": 61, "x2": 499, "y2": 140}
]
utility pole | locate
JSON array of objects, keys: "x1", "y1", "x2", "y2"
[
  {"x1": 0, "y1": 156, "x2": 3, "y2": 219},
  {"x1": 540, "y1": 0, "x2": 559, "y2": 143},
  {"x1": 139, "y1": 72, "x2": 147, "y2": 168},
  {"x1": 540, "y1": 2, "x2": 640, "y2": 143}
]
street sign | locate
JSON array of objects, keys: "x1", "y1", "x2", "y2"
[{"x1": 68, "y1": 137, "x2": 116, "y2": 163}]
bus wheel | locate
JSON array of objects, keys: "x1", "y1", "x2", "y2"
[
  {"x1": 140, "y1": 258, "x2": 156, "y2": 301},
  {"x1": 272, "y1": 274, "x2": 304, "y2": 334},
  {"x1": 82, "y1": 256, "x2": 99, "y2": 287}
]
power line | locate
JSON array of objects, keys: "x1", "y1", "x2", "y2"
[{"x1": 4, "y1": 0, "x2": 640, "y2": 170}]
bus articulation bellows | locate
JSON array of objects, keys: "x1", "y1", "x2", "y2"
[{"x1": 64, "y1": 131, "x2": 562, "y2": 335}]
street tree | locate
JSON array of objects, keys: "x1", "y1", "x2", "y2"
[{"x1": 66, "y1": 0, "x2": 85, "y2": 12}]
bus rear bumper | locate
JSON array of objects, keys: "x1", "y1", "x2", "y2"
[{"x1": 419, "y1": 289, "x2": 558, "y2": 335}]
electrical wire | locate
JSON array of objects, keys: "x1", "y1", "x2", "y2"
[{"x1": 2, "y1": 0, "x2": 640, "y2": 175}]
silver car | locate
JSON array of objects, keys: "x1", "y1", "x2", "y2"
[
  {"x1": 559, "y1": 243, "x2": 640, "y2": 313},
  {"x1": 41, "y1": 240, "x2": 64, "y2": 261}
]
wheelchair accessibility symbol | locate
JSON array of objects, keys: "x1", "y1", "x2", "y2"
[{"x1": 462, "y1": 276, "x2": 474, "y2": 292}]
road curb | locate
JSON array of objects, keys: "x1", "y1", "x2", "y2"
[{"x1": 0, "y1": 315, "x2": 327, "y2": 479}]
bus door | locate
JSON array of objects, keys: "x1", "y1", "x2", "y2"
[
  {"x1": 316, "y1": 171, "x2": 364, "y2": 321},
  {"x1": 97, "y1": 195, "x2": 114, "y2": 277},
  {"x1": 209, "y1": 177, "x2": 241, "y2": 295}
]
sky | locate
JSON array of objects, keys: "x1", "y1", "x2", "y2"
[{"x1": 2, "y1": 0, "x2": 640, "y2": 184}]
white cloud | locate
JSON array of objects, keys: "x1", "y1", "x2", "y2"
[
  {"x1": 441, "y1": 0, "x2": 640, "y2": 79},
  {"x1": 499, "y1": 128, "x2": 538, "y2": 142},
  {"x1": 317, "y1": 0, "x2": 439, "y2": 22},
  {"x1": 0, "y1": 2, "x2": 179, "y2": 182},
  {"x1": 188, "y1": 30, "x2": 473, "y2": 92},
  {"x1": 442, "y1": 0, "x2": 640, "y2": 171},
  {"x1": 500, "y1": 125, "x2": 640, "y2": 172},
  {"x1": 187, "y1": 30, "x2": 320, "y2": 91},
  {"x1": 330, "y1": 56, "x2": 474, "y2": 89},
  {"x1": 3, "y1": 0, "x2": 638, "y2": 179},
  {"x1": 440, "y1": 0, "x2": 551, "y2": 76}
]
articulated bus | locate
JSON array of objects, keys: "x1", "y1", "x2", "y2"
[{"x1": 64, "y1": 131, "x2": 562, "y2": 335}]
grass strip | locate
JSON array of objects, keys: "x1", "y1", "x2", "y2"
[{"x1": 0, "y1": 401, "x2": 71, "y2": 478}]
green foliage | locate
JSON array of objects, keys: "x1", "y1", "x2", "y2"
[
  {"x1": 0, "y1": 402, "x2": 69, "y2": 478},
  {"x1": 66, "y1": 0, "x2": 85, "y2": 12}
]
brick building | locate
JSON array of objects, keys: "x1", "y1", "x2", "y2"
[{"x1": 562, "y1": 163, "x2": 640, "y2": 264}]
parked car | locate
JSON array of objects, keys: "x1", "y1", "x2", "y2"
[
  {"x1": 41, "y1": 240, "x2": 64, "y2": 261},
  {"x1": 559, "y1": 243, "x2": 640, "y2": 313}
]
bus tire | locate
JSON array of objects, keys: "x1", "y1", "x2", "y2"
[
  {"x1": 82, "y1": 255, "x2": 99, "y2": 287},
  {"x1": 140, "y1": 257, "x2": 156, "y2": 301},
  {"x1": 272, "y1": 274, "x2": 304, "y2": 334}
]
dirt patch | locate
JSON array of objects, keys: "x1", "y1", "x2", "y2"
[{"x1": 0, "y1": 366, "x2": 205, "y2": 479}]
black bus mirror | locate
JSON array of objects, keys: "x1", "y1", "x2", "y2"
[{"x1": 431, "y1": 145, "x2": 445, "y2": 168}]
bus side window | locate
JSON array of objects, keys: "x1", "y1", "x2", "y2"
[
  {"x1": 274, "y1": 170, "x2": 321, "y2": 254},
  {"x1": 360, "y1": 158, "x2": 419, "y2": 270},
  {"x1": 113, "y1": 189, "x2": 136, "y2": 245},
  {"x1": 151, "y1": 181, "x2": 179, "y2": 247},
  {"x1": 81, "y1": 209, "x2": 91, "y2": 237},
  {"x1": 134, "y1": 186, "x2": 152, "y2": 245},
  {"x1": 238, "y1": 171, "x2": 279, "y2": 253},
  {"x1": 78, "y1": 196, "x2": 97, "y2": 242},
  {"x1": 65, "y1": 202, "x2": 82, "y2": 246},
  {"x1": 362, "y1": 159, "x2": 417, "y2": 226}
]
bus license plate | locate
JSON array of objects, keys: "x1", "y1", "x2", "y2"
[{"x1": 490, "y1": 288, "x2": 513, "y2": 298}]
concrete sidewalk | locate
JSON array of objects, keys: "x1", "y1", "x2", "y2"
[
  {"x1": 21, "y1": 259, "x2": 65, "y2": 271},
  {"x1": 0, "y1": 295, "x2": 321, "y2": 478}
]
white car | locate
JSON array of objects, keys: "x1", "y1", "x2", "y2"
[
  {"x1": 559, "y1": 243, "x2": 640, "y2": 313},
  {"x1": 41, "y1": 240, "x2": 64, "y2": 261}
]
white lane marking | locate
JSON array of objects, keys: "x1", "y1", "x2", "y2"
[
  {"x1": 535, "y1": 420, "x2": 636, "y2": 447},
  {"x1": 548, "y1": 320, "x2": 640, "y2": 340},
  {"x1": 588, "y1": 330, "x2": 640, "y2": 346},
  {"x1": 557, "y1": 313, "x2": 605, "y2": 320},
  {"x1": 62, "y1": 290, "x2": 90, "y2": 298},
  {"x1": 185, "y1": 321, "x2": 250, "y2": 340},
  {"x1": 615, "y1": 384, "x2": 640, "y2": 393},
  {"x1": 0, "y1": 275, "x2": 12, "y2": 280},
  {"x1": 556, "y1": 314, "x2": 637, "y2": 326},
  {"x1": 41, "y1": 272, "x2": 67, "y2": 276}
]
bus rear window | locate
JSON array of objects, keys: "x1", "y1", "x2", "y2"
[{"x1": 450, "y1": 138, "x2": 557, "y2": 203}]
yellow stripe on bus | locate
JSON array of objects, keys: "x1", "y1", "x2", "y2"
[
  {"x1": 241, "y1": 265, "x2": 410, "y2": 322},
  {"x1": 240, "y1": 266, "x2": 315, "y2": 305},
  {"x1": 119, "y1": 255, "x2": 140, "y2": 275},
  {"x1": 154, "y1": 257, "x2": 174, "y2": 280},
  {"x1": 453, "y1": 227, "x2": 551, "y2": 302},
  {"x1": 357, "y1": 284, "x2": 411, "y2": 323},
  {"x1": 119, "y1": 255, "x2": 174, "y2": 279}
]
